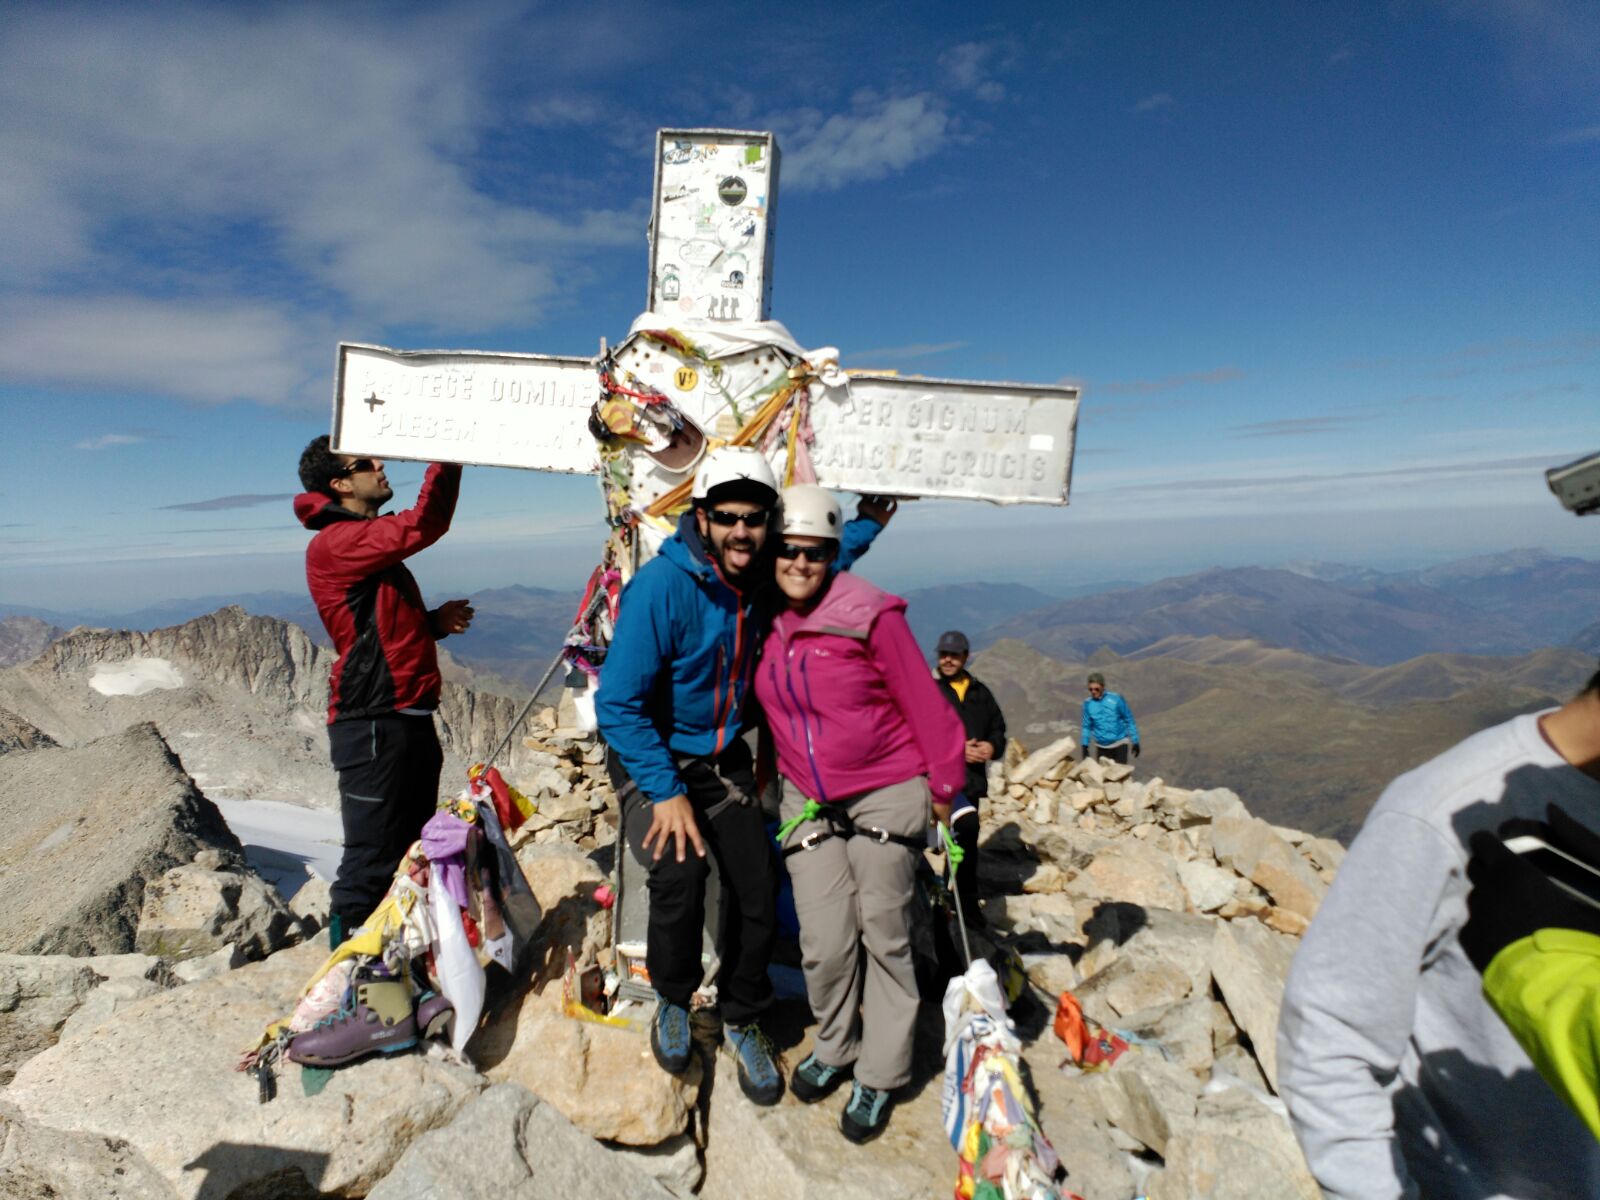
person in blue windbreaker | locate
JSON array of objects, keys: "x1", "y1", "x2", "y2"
[{"x1": 1079, "y1": 672, "x2": 1141, "y2": 765}]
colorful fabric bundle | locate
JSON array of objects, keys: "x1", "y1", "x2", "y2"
[
  {"x1": 941, "y1": 960, "x2": 1069, "y2": 1200},
  {"x1": 1051, "y1": 990, "x2": 1130, "y2": 1071}
]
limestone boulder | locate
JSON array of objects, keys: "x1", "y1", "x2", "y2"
[
  {"x1": 1300, "y1": 835, "x2": 1347, "y2": 874},
  {"x1": 1065, "y1": 1050, "x2": 1200, "y2": 1155},
  {"x1": 1148, "y1": 1082, "x2": 1319, "y2": 1199},
  {"x1": 1078, "y1": 957, "x2": 1196, "y2": 1024},
  {"x1": 1211, "y1": 815, "x2": 1328, "y2": 921},
  {"x1": 0, "y1": 955, "x2": 102, "y2": 1086},
  {"x1": 1178, "y1": 859, "x2": 1238, "y2": 913},
  {"x1": 1065, "y1": 840, "x2": 1187, "y2": 914},
  {"x1": 514, "y1": 842, "x2": 605, "y2": 982},
  {"x1": 1027, "y1": 1058, "x2": 1137, "y2": 1200},
  {"x1": 1010, "y1": 734, "x2": 1078, "y2": 786},
  {"x1": 0, "y1": 723, "x2": 245, "y2": 954},
  {"x1": 368, "y1": 1082, "x2": 677, "y2": 1200},
  {"x1": 475, "y1": 987, "x2": 699, "y2": 1146},
  {"x1": 6, "y1": 940, "x2": 484, "y2": 1200},
  {"x1": 1209, "y1": 918, "x2": 1299, "y2": 1092},
  {"x1": 1180, "y1": 788, "x2": 1247, "y2": 825},
  {"x1": 608, "y1": 1132, "x2": 704, "y2": 1198},
  {"x1": 290, "y1": 874, "x2": 333, "y2": 932},
  {"x1": 1077, "y1": 905, "x2": 1216, "y2": 999},
  {"x1": 1119, "y1": 993, "x2": 1217, "y2": 1077},
  {"x1": 135, "y1": 863, "x2": 304, "y2": 961},
  {"x1": 700, "y1": 1054, "x2": 950, "y2": 1200},
  {"x1": 0, "y1": 1100, "x2": 172, "y2": 1200}
]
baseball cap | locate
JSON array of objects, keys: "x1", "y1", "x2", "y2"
[{"x1": 937, "y1": 630, "x2": 970, "y2": 655}]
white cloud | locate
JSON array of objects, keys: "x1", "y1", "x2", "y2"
[
  {"x1": 0, "y1": 4, "x2": 635, "y2": 333},
  {"x1": 1131, "y1": 92, "x2": 1175, "y2": 114},
  {"x1": 1550, "y1": 124, "x2": 1600, "y2": 145},
  {"x1": 778, "y1": 93, "x2": 951, "y2": 192},
  {"x1": 74, "y1": 433, "x2": 149, "y2": 451},
  {"x1": 0, "y1": 296, "x2": 312, "y2": 406}
]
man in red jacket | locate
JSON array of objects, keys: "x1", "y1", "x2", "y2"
[{"x1": 294, "y1": 436, "x2": 474, "y2": 944}]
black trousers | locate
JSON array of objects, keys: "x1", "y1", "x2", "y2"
[
  {"x1": 612, "y1": 743, "x2": 777, "y2": 1026},
  {"x1": 328, "y1": 713, "x2": 443, "y2": 930},
  {"x1": 1092, "y1": 742, "x2": 1132, "y2": 765},
  {"x1": 951, "y1": 807, "x2": 984, "y2": 927}
]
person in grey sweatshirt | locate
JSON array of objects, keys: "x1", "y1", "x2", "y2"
[{"x1": 1278, "y1": 681, "x2": 1600, "y2": 1199}]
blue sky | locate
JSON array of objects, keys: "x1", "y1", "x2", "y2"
[{"x1": 3, "y1": 0, "x2": 1597, "y2": 611}]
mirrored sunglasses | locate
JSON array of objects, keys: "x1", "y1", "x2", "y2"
[
  {"x1": 774, "y1": 541, "x2": 837, "y2": 563},
  {"x1": 706, "y1": 507, "x2": 770, "y2": 528}
]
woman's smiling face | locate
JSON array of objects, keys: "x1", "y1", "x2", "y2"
[{"x1": 773, "y1": 535, "x2": 835, "y2": 607}]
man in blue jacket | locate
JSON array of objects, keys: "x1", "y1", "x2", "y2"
[
  {"x1": 596, "y1": 447, "x2": 885, "y2": 1107},
  {"x1": 1080, "y1": 672, "x2": 1141, "y2": 765}
]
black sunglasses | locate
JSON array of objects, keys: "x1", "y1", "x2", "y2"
[
  {"x1": 774, "y1": 541, "x2": 837, "y2": 563},
  {"x1": 334, "y1": 457, "x2": 378, "y2": 477},
  {"x1": 706, "y1": 507, "x2": 770, "y2": 528}
]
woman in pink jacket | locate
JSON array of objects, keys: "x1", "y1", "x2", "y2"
[{"x1": 755, "y1": 484, "x2": 967, "y2": 1143}]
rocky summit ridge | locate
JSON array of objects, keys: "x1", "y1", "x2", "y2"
[{"x1": 0, "y1": 607, "x2": 1335, "y2": 1198}]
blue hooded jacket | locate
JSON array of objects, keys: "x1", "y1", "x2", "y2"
[
  {"x1": 595, "y1": 509, "x2": 880, "y2": 803},
  {"x1": 1081, "y1": 691, "x2": 1140, "y2": 748}
]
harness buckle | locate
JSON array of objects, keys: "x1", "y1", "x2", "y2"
[
  {"x1": 865, "y1": 826, "x2": 892, "y2": 845},
  {"x1": 799, "y1": 829, "x2": 830, "y2": 851}
]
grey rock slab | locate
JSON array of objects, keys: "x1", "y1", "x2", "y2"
[
  {"x1": 135, "y1": 864, "x2": 303, "y2": 962},
  {"x1": 700, "y1": 1055, "x2": 950, "y2": 1200},
  {"x1": 1064, "y1": 1051, "x2": 1200, "y2": 1156},
  {"x1": 1119, "y1": 994, "x2": 1217, "y2": 1078},
  {"x1": 368, "y1": 1083, "x2": 676, "y2": 1200},
  {"x1": 0, "y1": 1099, "x2": 175, "y2": 1200},
  {"x1": 1177, "y1": 859, "x2": 1238, "y2": 913},
  {"x1": 1148, "y1": 1082, "x2": 1319, "y2": 1199},
  {"x1": 1208, "y1": 918, "x2": 1299, "y2": 1093},
  {"x1": 57, "y1": 974, "x2": 167, "y2": 1042},
  {"x1": 1028, "y1": 1059, "x2": 1137, "y2": 1200},
  {"x1": 1011, "y1": 734, "x2": 1079, "y2": 787},
  {"x1": 1211, "y1": 814, "x2": 1328, "y2": 921},
  {"x1": 7, "y1": 940, "x2": 484, "y2": 1200},
  {"x1": 0, "y1": 723, "x2": 245, "y2": 955},
  {"x1": 605, "y1": 1132, "x2": 704, "y2": 1198},
  {"x1": 0, "y1": 954, "x2": 103, "y2": 1087}
]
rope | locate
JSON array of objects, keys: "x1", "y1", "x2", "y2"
[
  {"x1": 937, "y1": 821, "x2": 974, "y2": 967},
  {"x1": 774, "y1": 797, "x2": 824, "y2": 847}
]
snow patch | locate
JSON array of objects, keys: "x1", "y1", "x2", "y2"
[{"x1": 89, "y1": 657, "x2": 185, "y2": 696}]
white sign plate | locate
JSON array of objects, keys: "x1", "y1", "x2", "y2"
[
  {"x1": 332, "y1": 343, "x2": 601, "y2": 474},
  {"x1": 810, "y1": 375, "x2": 1080, "y2": 505},
  {"x1": 648, "y1": 129, "x2": 778, "y2": 323}
]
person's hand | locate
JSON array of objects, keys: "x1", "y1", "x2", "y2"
[
  {"x1": 932, "y1": 799, "x2": 952, "y2": 828},
  {"x1": 964, "y1": 739, "x2": 995, "y2": 764},
  {"x1": 1133, "y1": 743, "x2": 1142, "y2": 759},
  {"x1": 432, "y1": 599, "x2": 475, "y2": 637},
  {"x1": 641, "y1": 795, "x2": 706, "y2": 864},
  {"x1": 857, "y1": 495, "x2": 898, "y2": 526}
]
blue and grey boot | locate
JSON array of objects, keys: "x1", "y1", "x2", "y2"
[
  {"x1": 726, "y1": 1022, "x2": 783, "y2": 1105},
  {"x1": 790, "y1": 1051, "x2": 851, "y2": 1103},
  {"x1": 651, "y1": 994, "x2": 693, "y2": 1074},
  {"x1": 840, "y1": 1080, "x2": 892, "y2": 1143}
]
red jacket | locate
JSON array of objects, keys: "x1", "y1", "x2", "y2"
[
  {"x1": 754, "y1": 571, "x2": 966, "y2": 805},
  {"x1": 294, "y1": 463, "x2": 460, "y2": 723}
]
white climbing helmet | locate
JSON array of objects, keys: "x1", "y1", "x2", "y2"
[
  {"x1": 776, "y1": 484, "x2": 842, "y2": 539},
  {"x1": 692, "y1": 446, "x2": 779, "y2": 506}
]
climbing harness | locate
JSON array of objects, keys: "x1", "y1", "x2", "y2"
[{"x1": 774, "y1": 797, "x2": 927, "y2": 857}]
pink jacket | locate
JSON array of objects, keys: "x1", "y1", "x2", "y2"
[{"x1": 754, "y1": 571, "x2": 967, "y2": 805}]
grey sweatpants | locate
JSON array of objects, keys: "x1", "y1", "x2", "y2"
[{"x1": 780, "y1": 775, "x2": 928, "y2": 1090}]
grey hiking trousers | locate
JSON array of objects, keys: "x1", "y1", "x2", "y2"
[{"x1": 780, "y1": 775, "x2": 929, "y2": 1090}]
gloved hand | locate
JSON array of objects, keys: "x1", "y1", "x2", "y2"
[
  {"x1": 1132, "y1": 743, "x2": 1142, "y2": 759},
  {"x1": 1460, "y1": 806, "x2": 1600, "y2": 974}
]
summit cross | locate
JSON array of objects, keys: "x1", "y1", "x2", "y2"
[{"x1": 330, "y1": 128, "x2": 1081, "y2": 506}]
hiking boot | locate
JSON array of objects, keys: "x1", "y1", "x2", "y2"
[
  {"x1": 415, "y1": 990, "x2": 455, "y2": 1042},
  {"x1": 651, "y1": 995, "x2": 693, "y2": 1075},
  {"x1": 790, "y1": 1052, "x2": 850, "y2": 1103},
  {"x1": 840, "y1": 1080, "x2": 893, "y2": 1143},
  {"x1": 286, "y1": 965, "x2": 416, "y2": 1066},
  {"x1": 726, "y1": 1023, "x2": 783, "y2": 1106}
]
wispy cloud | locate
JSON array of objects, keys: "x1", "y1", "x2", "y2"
[
  {"x1": 74, "y1": 432, "x2": 150, "y2": 451},
  {"x1": 1549, "y1": 124, "x2": 1600, "y2": 146},
  {"x1": 0, "y1": 296, "x2": 314, "y2": 407},
  {"x1": 849, "y1": 340, "x2": 968, "y2": 362},
  {"x1": 0, "y1": 5, "x2": 636, "y2": 338},
  {"x1": 1108, "y1": 453, "x2": 1563, "y2": 495},
  {"x1": 1327, "y1": 46, "x2": 1355, "y2": 66},
  {"x1": 939, "y1": 40, "x2": 1015, "y2": 103},
  {"x1": 158, "y1": 493, "x2": 295, "y2": 512},
  {"x1": 1131, "y1": 92, "x2": 1175, "y2": 114},
  {"x1": 1099, "y1": 367, "x2": 1244, "y2": 396},
  {"x1": 1230, "y1": 414, "x2": 1378, "y2": 438},
  {"x1": 779, "y1": 92, "x2": 951, "y2": 191}
]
